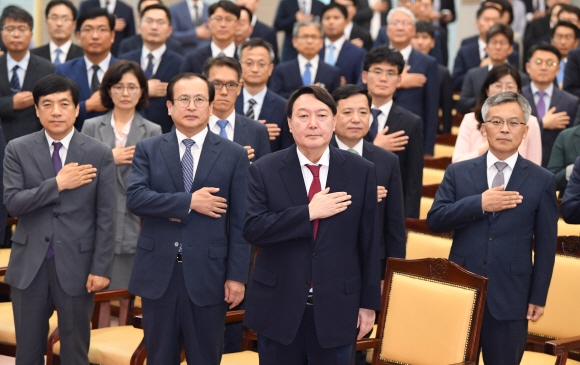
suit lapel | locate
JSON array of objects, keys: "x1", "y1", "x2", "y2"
[
  {"x1": 385, "y1": 104, "x2": 405, "y2": 131},
  {"x1": 362, "y1": 141, "x2": 376, "y2": 163},
  {"x1": 470, "y1": 154, "x2": 489, "y2": 194},
  {"x1": 279, "y1": 147, "x2": 309, "y2": 206},
  {"x1": 65, "y1": 130, "x2": 88, "y2": 165},
  {"x1": 235, "y1": 92, "x2": 244, "y2": 115},
  {"x1": 496, "y1": 156, "x2": 529, "y2": 219},
  {"x1": 0, "y1": 56, "x2": 10, "y2": 95},
  {"x1": 233, "y1": 114, "x2": 248, "y2": 146},
  {"x1": 191, "y1": 132, "x2": 221, "y2": 192},
  {"x1": 21, "y1": 55, "x2": 40, "y2": 91},
  {"x1": 97, "y1": 112, "x2": 116, "y2": 148},
  {"x1": 160, "y1": 131, "x2": 184, "y2": 192},
  {"x1": 522, "y1": 87, "x2": 538, "y2": 116},
  {"x1": 32, "y1": 131, "x2": 56, "y2": 180}
]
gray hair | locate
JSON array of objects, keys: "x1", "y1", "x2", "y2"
[
  {"x1": 292, "y1": 19, "x2": 324, "y2": 38},
  {"x1": 237, "y1": 38, "x2": 276, "y2": 63},
  {"x1": 387, "y1": 7, "x2": 417, "y2": 25},
  {"x1": 481, "y1": 91, "x2": 531, "y2": 124}
]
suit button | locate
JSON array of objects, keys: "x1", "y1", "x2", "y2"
[
  {"x1": 312, "y1": 253, "x2": 317, "y2": 258},
  {"x1": 53, "y1": 213, "x2": 58, "y2": 218},
  {"x1": 45, "y1": 237, "x2": 50, "y2": 242},
  {"x1": 489, "y1": 236, "x2": 494, "y2": 241},
  {"x1": 482, "y1": 259, "x2": 487, "y2": 265},
  {"x1": 174, "y1": 242, "x2": 179, "y2": 247}
]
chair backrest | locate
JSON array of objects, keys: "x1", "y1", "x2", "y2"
[
  {"x1": 434, "y1": 144, "x2": 455, "y2": 158},
  {"x1": 423, "y1": 168, "x2": 446, "y2": 185},
  {"x1": 374, "y1": 258, "x2": 487, "y2": 365},
  {"x1": 405, "y1": 219, "x2": 453, "y2": 260}
]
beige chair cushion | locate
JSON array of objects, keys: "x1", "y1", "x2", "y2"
[
  {"x1": 434, "y1": 144, "x2": 454, "y2": 158},
  {"x1": 406, "y1": 232, "x2": 452, "y2": 260},
  {"x1": 0, "y1": 248, "x2": 9, "y2": 268},
  {"x1": 529, "y1": 254, "x2": 580, "y2": 339},
  {"x1": 420, "y1": 197, "x2": 434, "y2": 219},
  {"x1": 219, "y1": 351, "x2": 259, "y2": 364},
  {"x1": 423, "y1": 168, "x2": 446, "y2": 185},
  {"x1": 53, "y1": 325, "x2": 143, "y2": 365},
  {"x1": 480, "y1": 351, "x2": 580, "y2": 364},
  {"x1": 558, "y1": 219, "x2": 580, "y2": 236},
  {"x1": 380, "y1": 273, "x2": 476, "y2": 365},
  {"x1": 0, "y1": 302, "x2": 58, "y2": 345}
]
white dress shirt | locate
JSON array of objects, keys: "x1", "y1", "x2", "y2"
[
  {"x1": 531, "y1": 82, "x2": 553, "y2": 111},
  {"x1": 297, "y1": 145, "x2": 330, "y2": 193},
  {"x1": 368, "y1": 0, "x2": 382, "y2": 39},
  {"x1": 210, "y1": 41, "x2": 236, "y2": 58},
  {"x1": 209, "y1": 110, "x2": 236, "y2": 140},
  {"x1": 298, "y1": 54, "x2": 319, "y2": 84},
  {"x1": 141, "y1": 44, "x2": 166, "y2": 77},
  {"x1": 85, "y1": 53, "x2": 112, "y2": 86},
  {"x1": 486, "y1": 151, "x2": 518, "y2": 189},
  {"x1": 176, "y1": 126, "x2": 207, "y2": 183},
  {"x1": 344, "y1": 22, "x2": 353, "y2": 40},
  {"x1": 7, "y1": 51, "x2": 30, "y2": 88},
  {"x1": 111, "y1": 114, "x2": 134, "y2": 148},
  {"x1": 335, "y1": 135, "x2": 364, "y2": 156},
  {"x1": 371, "y1": 100, "x2": 393, "y2": 133},
  {"x1": 243, "y1": 87, "x2": 267, "y2": 119},
  {"x1": 99, "y1": 0, "x2": 116, "y2": 14},
  {"x1": 324, "y1": 37, "x2": 345, "y2": 64},
  {"x1": 46, "y1": 128, "x2": 75, "y2": 165},
  {"x1": 478, "y1": 38, "x2": 487, "y2": 60},
  {"x1": 299, "y1": 0, "x2": 312, "y2": 15},
  {"x1": 50, "y1": 40, "x2": 72, "y2": 64}
]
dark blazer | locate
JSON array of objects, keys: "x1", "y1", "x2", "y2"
[
  {"x1": 522, "y1": 85, "x2": 579, "y2": 167},
  {"x1": 180, "y1": 44, "x2": 239, "y2": 74},
  {"x1": 56, "y1": 55, "x2": 119, "y2": 130},
  {"x1": 427, "y1": 153, "x2": 558, "y2": 320},
  {"x1": 560, "y1": 156, "x2": 580, "y2": 223},
  {"x1": 353, "y1": 1, "x2": 389, "y2": 30},
  {"x1": 235, "y1": 88, "x2": 294, "y2": 152},
  {"x1": 232, "y1": 113, "x2": 271, "y2": 162},
  {"x1": 330, "y1": 138, "x2": 406, "y2": 276},
  {"x1": 31, "y1": 43, "x2": 84, "y2": 63},
  {"x1": 251, "y1": 19, "x2": 280, "y2": 64},
  {"x1": 524, "y1": 15, "x2": 551, "y2": 61},
  {"x1": 127, "y1": 130, "x2": 250, "y2": 304},
  {"x1": 319, "y1": 40, "x2": 365, "y2": 85},
  {"x1": 78, "y1": 0, "x2": 135, "y2": 57},
  {"x1": 274, "y1": 0, "x2": 325, "y2": 62},
  {"x1": 350, "y1": 23, "x2": 373, "y2": 52},
  {"x1": 269, "y1": 58, "x2": 341, "y2": 99},
  {"x1": 439, "y1": 64, "x2": 454, "y2": 134},
  {"x1": 169, "y1": 0, "x2": 210, "y2": 54},
  {"x1": 118, "y1": 35, "x2": 184, "y2": 56},
  {"x1": 243, "y1": 146, "x2": 381, "y2": 347},
  {"x1": 365, "y1": 103, "x2": 424, "y2": 218},
  {"x1": 4, "y1": 129, "x2": 116, "y2": 296},
  {"x1": 547, "y1": 125, "x2": 580, "y2": 195},
  {"x1": 563, "y1": 47, "x2": 580, "y2": 99},
  {"x1": 0, "y1": 54, "x2": 56, "y2": 144},
  {"x1": 374, "y1": 28, "x2": 444, "y2": 65},
  {"x1": 118, "y1": 48, "x2": 184, "y2": 133}
]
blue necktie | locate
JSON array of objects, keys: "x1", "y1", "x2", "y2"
[
  {"x1": 46, "y1": 142, "x2": 63, "y2": 259},
  {"x1": 217, "y1": 119, "x2": 229, "y2": 138},
  {"x1": 302, "y1": 62, "x2": 312, "y2": 86},
  {"x1": 145, "y1": 53, "x2": 154, "y2": 79},
  {"x1": 182, "y1": 139, "x2": 195, "y2": 193},
  {"x1": 557, "y1": 60, "x2": 565, "y2": 85},
  {"x1": 536, "y1": 90, "x2": 546, "y2": 121},
  {"x1": 327, "y1": 44, "x2": 336, "y2": 66},
  {"x1": 54, "y1": 48, "x2": 62, "y2": 66},
  {"x1": 369, "y1": 108, "x2": 381, "y2": 140},
  {"x1": 10, "y1": 65, "x2": 21, "y2": 94}
]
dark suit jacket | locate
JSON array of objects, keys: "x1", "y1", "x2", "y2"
[
  {"x1": 55, "y1": 55, "x2": 119, "y2": 130},
  {"x1": 169, "y1": 0, "x2": 210, "y2": 54},
  {"x1": 31, "y1": 43, "x2": 84, "y2": 63},
  {"x1": 243, "y1": 146, "x2": 381, "y2": 347},
  {"x1": 522, "y1": 85, "x2": 579, "y2": 167},
  {"x1": 560, "y1": 155, "x2": 580, "y2": 223},
  {"x1": 365, "y1": 102, "x2": 424, "y2": 218},
  {"x1": 563, "y1": 47, "x2": 580, "y2": 99},
  {"x1": 319, "y1": 41, "x2": 365, "y2": 85},
  {"x1": 118, "y1": 48, "x2": 184, "y2": 133},
  {"x1": 269, "y1": 58, "x2": 341, "y2": 99},
  {"x1": 118, "y1": 35, "x2": 184, "y2": 56},
  {"x1": 274, "y1": 0, "x2": 325, "y2": 62},
  {"x1": 180, "y1": 44, "x2": 239, "y2": 74},
  {"x1": 127, "y1": 130, "x2": 250, "y2": 304},
  {"x1": 547, "y1": 125, "x2": 580, "y2": 195},
  {"x1": 235, "y1": 88, "x2": 294, "y2": 152},
  {"x1": 374, "y1": 27, "x2": 444, "y2": 65},
  {"x1": 0, "y1": 54, "x2": 56, "y2": 143},
  {"x1": 350, "y1": 23, "x2": 373, "y2": 52},
  {"x1": 427, "y1": 153, "x2": 558, "y2": 320},
  {"x1": 232, "y1": 113, "x2": 271, "y2": 162},
  {"x1": 439, "y1": 64, "x2": 454, "y2": 133},
  {"x1": 524, "y1": 15, "x2": 551, "y2": 61},
  {"x1": 3, "y1": 129, "x2": 116, "y2": 296},
  {"x1": 78, "y1": 0, "x2": 135, "y2": 57},
  {"x1": 251, "y1": 19, "x2": 280, "y2": 64},
  {"x1": 352, "y1": 0, "x2": 390, "y2": 30},
  {"x1": 330, "y1": 138, "x2": 406, "y2": 277}
]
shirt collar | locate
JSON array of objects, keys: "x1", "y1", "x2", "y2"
[
  {"x1": 176, "y1": 125, "x2": 208, "y2": 148},
  {"x1": 186, "y1": 0, "x2": 204, "y2": 11},
  {"x1": 297, "y1": 145, "x2": 330, "y2": 166},
  {"x1": 251, "y1": 14, "x2": 257, "y2": 26},
  {"x1": 372, "y1": 100, "x2": 393, "y2": 117},
  {"x1": 531, "y1": 82, "x2": 554, "y2": 97},
  {"x1": 334, "y1": 135, "x2": 364, "y2": 156},
  {"x1": 344, "y1": 22, "x2": 353, "y2": 39},
  {"x1": 486, "y1": 150, "x2": 518, "y2": 171},
  {"x1": 49, "y1": 40, "x2": 72, "y2": 55},
  {"x1": 45, "y1": 128, "x2": 75, "y2": 151},
  {"x1": 141, "y1": 44, "x2": 166, "y2": 59},
  {"x1": 395, "y1": 44, "x2": 412, "y2": 62},
  {"x1": 243, "y1": 86, "x2": 267, "y2": 105},
  {"x1": 7, "y1": 51, "x2": 30, "y2": 72},
  {"x1": 100, "y1": 0, "x2": 116, "y2": 8},
  {"x1": 209, "y1": 110, "x2": 236, "y2": 129},
  {"x1": 325, "y1": 36, "x2": 345, "y2": 50},
  {"x1": 298, "y1": 53, "x2": 319, "y2": 67},
  {"x1": 210, "y1": 41, "x2": 236, "y2": 57},
  {"x1": 84, "y1": 53, "x2": 112, "y2": 71}
]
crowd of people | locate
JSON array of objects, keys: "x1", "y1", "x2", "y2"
[{"x1": 1, "y1": 0, "x2": 580, "y2": 364}]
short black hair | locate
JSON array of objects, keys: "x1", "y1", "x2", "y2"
[
  {"x1": 203, "y1": 56, "x2": 243, "y2": 81},
  {"x1": 138, "y1": 0, "x2": 162, "y2": 11},
  {"x1": 476, "y1": 4, "x2": 501, "y2": 19},
  {"x1": 167, "y1": 73, "x2": 215, "y2": 104},
  {"x1": 558, "y1": 4, "x2": 580, "y2": 21},
  {"x1": 140, "y1": 4, "x2": 171, "y2": 23},
  {"x1": 100, "y1": 60, "x2": 149, "y2": 111},
  {"x1": 363, "y1": 45, "x2": 405, "y2": 73},
  {"x1": 497, "y1": 0, "x2": 513, "y2": 25},
  {"x1": 33, "y1": 74, "x2": 81, "y2": 106},
  {"x1": 415, "y1": 21, "x2": 435, "y2": 39},
  {"x1": 332, "y1": 84, "x2": 372, "y2": 109},
  {"x1": 0, "y1": 6, "x2": 33, "y2": 30},
  {"x1": 552, "y1": 20, "x2": 580, "y2": 39},
  {"x1": 331, "y1": 0, "x2": 359, "y2": 6},
  {"x1": 528, "y1": 42, "x2": 562, "y2": 61},
  {"x1": 208, "y1": 1, "x2": 240, "y2": 19},
  {"x1": 238, "y1": 38, "x2": 276, "y2": 63},
  {"x1": 485, "y1": 23, "x2": 514, "y2": 44},
  {"x1": 238, "y1": 5, "x2": 252, "y2": 21},
  {"x1": 286, "y1": 85, "x2": 337, "y2": 118},
  {"x1": 45, "y1": 0, "x2": 78, "y2": 20},
  {"x1": 322, "y1": 3, "x2": 348, "y2": 19},
  {"x1": 76, "y1": 7, "x2": 115, "y2": 31}
]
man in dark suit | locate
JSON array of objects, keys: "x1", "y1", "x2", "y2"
[
  {"x1": 181, "y1": 1, "x2": 240, "y2": 74},
  {"x1": 547, "y1": 124, "x2": 580, "y2": 196},
  {"x1": 274, "y1": 0, "x2": 326, "y2": 62},
  {"x1": 320, "y1": 3, "x2": 366, "y2": 85},
  {"x1": 0, "y1": 7, "x2": 56, "y2": 144},
  {"x1": 562, "y1": 36, "x2": 580, "y2": 99},
  {"x1": 524, "y1": 4, "x2": 552, "y2": 60},
  {"x1": 427, "y1": 91, "x2": 558, "y2": 365},
  {"x1": 243, "y1": 85, "x2": 381, "y2": 364},
  {"x1": 169, "y1": 0, "x2": 211, "y2": 54},
  {"x1": 522, "y1": 43, "x2": 578, "y2": 167},
  {"x1": 204, "y1": 56, "x2": 270, "y2": 162},
  {"x1": 551, "y1": 21, "x2": 579, "y2": 88},
  {"x1": 78, "y1": 0, "x2": 135, "y2": 56},
  {"x1": 334, "y1": 0, "x2": 374, "y2": 52},
  {"x1": 56, "y1": 8, "x2": 118, "y2": 130},
  {"x1": 236, "y1": 38, "x2": 294, "y2": 152},
  {"x1": 127, "y1": 73, "x2": 250, "y2": 364},
  {"x1": 118, "y1": 4, "x2": 184, "y2": 133},
  {"x1": 270, "y1": 20, "x2": 341, "y2": 99},
  {"x1": 362, "y1": 46, "x2": 424, "y2": 218},
  {"x1": 560, "y1": 155, "x2": 580, "y2": 223},
  {"x1": 235, "y1": 0, "x2": 280, "y2": 63},
  {"x1": 32, "y1": 0, "x2": 84, "y2": 65},
  {"x1": 4, "y1": 74, "x2": 116, "y2": 365}
]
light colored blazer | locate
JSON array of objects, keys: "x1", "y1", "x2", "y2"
[{"x1": 82, "y1": 111, "x2": 162, "y2": 254}]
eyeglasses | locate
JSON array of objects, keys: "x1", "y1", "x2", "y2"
[
  {"x1": 368, "y1": 68, "x2": 399, "y2": 77},
  {"x1": 142, "y1": 17, "x2": 168, "y2": 26},
  {"x1": 484, "y1": 117, "x2": 526, "y2": 128},
  {"x1": 111, "y1": 84, "x2": 141, "y2": 94},
  {"x1": 48, "y1": 15, "x2": 73, "y2": 23},
  {"x1": 80, "y1": 27, "x2": 111, "y2": 35},
  {"x1": 210, "y1": 16, "x2": 237, "y2": 24},
  {"x1": 553, "y1": 34, "x2": 575, "y2": 41},
  {"x1": 212, "y1": 81, "x2": 239, "y2": 91},
  {"x1": 174, "y1": 95, "x2": 208, "y2": 108},
  {"x1": 1, "y1": 26, "x2": 31, "y2": 35},
  {"x1": 532, "y1": 58, "x2": 559, "y2": 67},
  {"x1": 295, "y1": 35, "x2": 322, "y2": 41},
  {"x1": 489, "y1": 82, "x2": 517, "y2": 92},
  {"x1": 242, "y1": 60, "x2": 270, "y2": 69},
  {"x1": 488, "y1": 40, "x2": 509, "y2": 47},
  {"x1": 389, "y1": 21, "x2": 412, "y2": 27}
]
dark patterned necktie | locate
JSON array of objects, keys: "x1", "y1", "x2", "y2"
[
  {"x1": 246, "y1": 99, "x2": 257, "y2": 120},
  {"x1": 10, "y1": 65, "x2": 21, "y2": 94},
  {"x1": 46, "y1": 142, "x2": 63, "y2": 259},
  {"x1": 91, "y1": 65, "x2": 101, "y2": 93}
]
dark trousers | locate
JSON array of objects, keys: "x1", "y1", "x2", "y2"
[
  {"x1": 141, "y1": 262, "x2": 228, "y2": 365},
  {"x1": 258, "y1": 305, "x2": 356, "y2": 365},
  {"x1": 477, "y1": 304, "x2": 528, "y2": 365},
  {"x1": 11, "y1": 257, "x2": 93, "y2": 365}
]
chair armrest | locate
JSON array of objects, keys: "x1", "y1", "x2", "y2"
[
  {"x1": 449, "y1": 362, "x2": 475, "y2": 365},
  {"x1": 225, "y1": 310, "x2": 245, "y2": 323},
  {"x1": 545, "y1": 336, "x2": 580, "y2": 356},
  {"x1": 355, "y1": 338, "x2": 380, "y2": 351},
  {"x1": 94, "y1": 288, "x2": 134, "y2": 302}
]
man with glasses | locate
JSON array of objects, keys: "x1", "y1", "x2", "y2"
[
  {"x1": 550, "y1": 21, "x2": 579, "y2": 88},
  {"x1": 181, "y1": 1, "x2": 240, "y2": 74},
  {"x1": 119, "y1": 4, "x2": 184, "y2": 133},
  {"x1": 428, "y1": 91, "x2": 558, "y2": 365},
  {"x1": 127, "y1": 72, "x2": 250, "y2": 365},
  {"x1": 32, "y1": 0, "x2": 84, "y2": 64},
  {"x1": 522, "y1": 43, "x2": 578, "y2": 167},
  {"x1": 203, "y1": 56, "x2": 270, "y2": 162},
  {"x1": 0, "y1": 6, "x2": 56, "y2": 144},
  {"x1": 56, "y1": 7, "x2": 118, "y2": 130}
]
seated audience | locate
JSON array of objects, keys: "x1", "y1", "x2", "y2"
[{"x1": 547, "y1": 124, "x2": 580, "y2": 196}]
